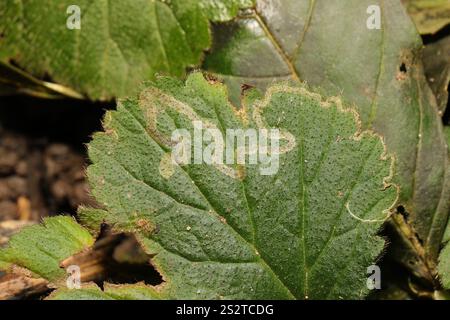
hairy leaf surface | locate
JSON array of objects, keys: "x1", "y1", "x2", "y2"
[
  {"x1": 204, "y1": 0, "x2": 450, "y2": 264},
  {"x1": 0, "y1": 216, "x2": 94, "y2": 282},
  {"x1": 79, "y1": 72, "x2": 398, "y2": 299}
]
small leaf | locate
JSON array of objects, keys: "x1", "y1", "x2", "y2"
[
  {"x1": 0, "y1": 216, "x2": 94, "y2": 282},
  {"x1": 85, "y1": 72, "x2": 398, "y2": 299},
  {"x1": 49, "y1": 283, "x2": 161, "y2": 300}
]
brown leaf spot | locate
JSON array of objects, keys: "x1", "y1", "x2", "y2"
[{"x1": 135, "y1": 218, "x2": 155, "y2": 235}]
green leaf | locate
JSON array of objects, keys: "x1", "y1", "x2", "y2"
[
  {"x1": 203, "y1": 0, "x2": 450, "y2": 265},
  {"x1": 402, "y1": 0, "x2": 450, "y2": 34},
  {"x1": 0, "y1": 216, "x2": 94, "y2": 282},
  {"x1": 423, "y1": 36, "x2": 450, "y2": 115},
  {"x1": 439, "y1": 241, "x2": 450, "y2": 289},
  {"x1": 82, "y1": 72, "x2": 398, "y2": 299},
  {"x1": 49, "y1": 283, "x2": 161, "y2": 300},
  {"x1": 445, "y1": 127, "x2": 450, "y2": 149},
  {"x1": 0, "y1": 0, "x2": 253, "y2": 100},
  {"x1": 200, "y1": 0, "x2": 255, "y2": 21}
]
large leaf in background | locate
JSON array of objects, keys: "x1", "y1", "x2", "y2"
[
  {"x1": 72, "y1": 73, "x2": 398, "y2": 299},
  {"x1": 402, "y1": 0, "x2": 450, "y2": 34},
  {"x1": 0, "y1": 216, "x2": 94, "y2": 282},
  {"x1": 0, "y1": 0, "x2": 253, "y2": 100},
  {"x1": 203, "y1": 0, "x2": 450, "y2": 271}
]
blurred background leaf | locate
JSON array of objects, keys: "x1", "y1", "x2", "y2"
[
  {"x1": 402, "y1": 0, "x2": 450, "y2": 34},
  {"x1": 0, "y1": 0, "x2": 254, "y2": 101},
  {"x1": 422, "y1": 35, "x2": 450, "y2": 115}
]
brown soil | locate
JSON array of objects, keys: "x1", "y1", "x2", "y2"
[{"x1": 0, "y1": 94, "x2": 113, "y2": 221}]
